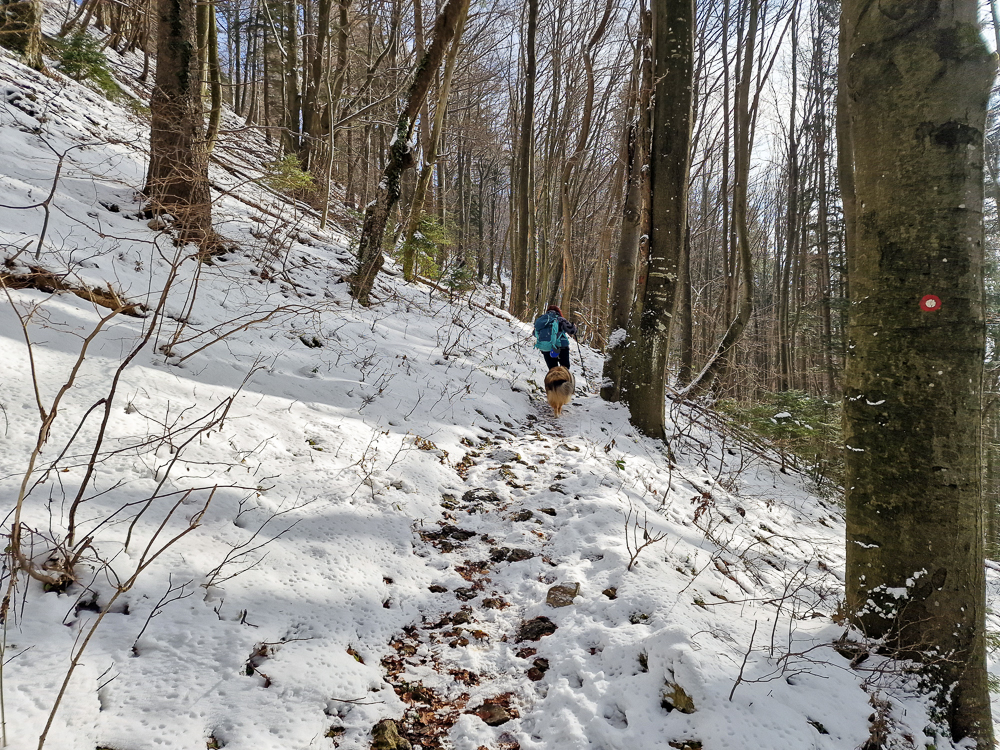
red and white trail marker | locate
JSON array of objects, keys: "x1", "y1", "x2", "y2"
[{"x1": 920, "y1": 294, "x2": 942, "y2": 312}]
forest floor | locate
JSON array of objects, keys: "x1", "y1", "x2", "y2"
[{"x1": 1, "y1": 13, "x2": 1000, "y2": 750}]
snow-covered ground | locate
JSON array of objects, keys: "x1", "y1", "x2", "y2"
[{"x1": 2, "y1": 19, "x2": 1000, "y2": 750}]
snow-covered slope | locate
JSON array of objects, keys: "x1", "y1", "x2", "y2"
[{"x1": 1, "y1": 25, "x2": 999, "y2": 750}]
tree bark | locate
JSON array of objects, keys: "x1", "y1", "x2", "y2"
[
  {"x1": 349, "y1": 0, "x2": 471, "y2": 305},
  {"x1": 509, "y1": 0, "x2": 538, "y2": 320},
  {"x1": 1, "y1": 0, "x2": 43, "y2": 70},
  {"x1": 145, "y1": 0, "x2": 215, "y2": 249},
  {"x1": 840, "y1": 0, "x2": 995, "y2": 744},
  {"x1": 618, "y1": 0, "x2": 694, "y2": 439}
]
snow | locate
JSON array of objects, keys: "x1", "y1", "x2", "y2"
[
  {"x1": 606, "y1": 328, "x2": 627, "y2": 349},
  {"x1": 2, "y1": 17, "x2": 1000, "y2": 750}
]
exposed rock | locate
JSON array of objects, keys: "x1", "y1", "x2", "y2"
[
  {"x1": 539, "y1": 507, "x2": 557, "y2": 516},
  {"x1": 510, "y1": 510, "x2": 534, "y2": 522},
  {"x1": 489, "y1": 448, "x2": 522, "y2": 463},
  {"x1": 451, "y1": 610, "x2": 472, "y2": 625},
  {"x1": 603, "y1": 587, "x2": 618, "y2": 600},
  {"x1": 462, "y1": 488, "x2": 502, "y2": 505},
  {"x1": 661, "y1": 681, "x2": 696, "y2": 714},
  {"x1": 491, "y1": 546, "x2": 533, "y2": 563},
  {"x1": 516, "y1": 616, "x2": 558, "y2": 642},
  {"x1": 474, "y1": 702, "x2": 511, "y2": 726},
  {"x1": 371, "y1": 718, "x2": 411, "y2": 749},
  {"x1": 428, "y1": 584, "x2": 448, "y2": 593},
  {"x1": 455, "y1": 588, "x2": 478, "y2": 601},
  {"x1": 546, "y1": 582, "x2": 580, "y2": 608},
  {"x1": 527, "y1": 657, "x2": 549, "y2": 681}
]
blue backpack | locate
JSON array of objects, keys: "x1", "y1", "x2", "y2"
[{"x1": 534, "y1": 313, "x2": 563, "y2": 352}]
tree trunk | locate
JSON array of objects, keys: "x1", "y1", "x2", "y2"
[
  {"x1": 145, "y1": 0, "x2": 215, "y2": 249},
  {"x1": 349, "y1": 0, "x2": 471, "y2": 305},
  {"x1": 841, "y1": 0, "x2": 995, "y2": 744},
  {"x1": 509, "y1": 0, "x2": 538, "y2": 320},
  {"x1": 1, "y1": 0, "x2": 43, "y2": 70},
  {"x1": 300, "y1": 0, "x2": 333, "y2": 171},
  {"x1": 618, "y1": 0, "x2": 693, "y2": 439}
]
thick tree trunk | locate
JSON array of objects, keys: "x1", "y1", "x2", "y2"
[
  {"x1": 300, "y1": 0, "x2": 333, "y2": 171},
  {"x1": 145, "y1": 0, "x2": 215, "y2": 249},
  {"x1": 618, "y1": 0, "x2": 693, "y2": 439},
  {"x1": 1, "y1": 0, "x2": 43, "y2": 69},
  {"x1": 841, "y1": 0, "x2": 995, "y2": 744},
  {"x1": 348, "y1": 0, "x2": 471, "y2": 305}
]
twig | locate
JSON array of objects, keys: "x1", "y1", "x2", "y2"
[{"x1": 729, "y1": 619, "x2": 758, "y2": 701}]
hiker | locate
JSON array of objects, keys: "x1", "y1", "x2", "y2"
[{"x1": 534, "y1": 304, "x2": 577, "y2": 370}]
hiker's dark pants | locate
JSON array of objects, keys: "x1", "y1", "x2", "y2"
[{"x1": 542, "y1": 348, "x2": 570, "y2": 370}]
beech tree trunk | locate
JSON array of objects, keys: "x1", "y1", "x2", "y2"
[
  {"x1": 145, "y1": 0, "x2": 215, "y2": 249},
  {"x1": 840, "y1": 0, "x2": 995, "y2": 744},
  {"x1": 0, "y1": 0, "x2": 43, "y2": 69},
  {"x1": 618, "y1": 0, "x2": 693, "y2": 439}
]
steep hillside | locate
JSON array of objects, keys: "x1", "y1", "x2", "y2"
[{"x1": 1, "y1": 24, "x2": 998, "y2": 750}]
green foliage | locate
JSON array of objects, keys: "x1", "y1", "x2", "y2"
[
  {"x1": 53, "y1": 31, "x2": 123, "y2": 101},
  {"x1": 397, "y1": 214, "x2": 454, "y2": 279},
  {"x1": 264, "y1": 154, "x2": 315, "y2": 197},
  {"x1": 444, "y1": 261, "x2": 475, "y2": 293},
  {"x1": 716, "y1": 390, "x2": 843, "y2": 490}
]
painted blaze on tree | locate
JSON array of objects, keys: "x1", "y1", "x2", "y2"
[{"x1": 840, "y1": 0, "x2": 995, "y2": 745}]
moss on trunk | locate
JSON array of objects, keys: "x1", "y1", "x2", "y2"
[{"x1": 841, "y1": 0, "x2": 996, "y2": 744}]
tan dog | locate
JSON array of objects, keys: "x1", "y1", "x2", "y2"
[{"x1": 544, "y1": 366, "x2": 575, "y2": 417}]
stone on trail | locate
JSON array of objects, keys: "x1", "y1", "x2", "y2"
[
  {"x1": 371, "y1": 718, "x2": 411, "y2": 749},
  {"x1": 546, "y1": 582, "x2": 580, "y2": 608},
  {"x1": 473, "y1": 701, "x2": 512, "y2": 726},
  {"x1": 516, "y1": 616, "x2": 558, "y2": 642},
  {"x1": 462, "y1": 487, "x2": 503, "y2": 504}
]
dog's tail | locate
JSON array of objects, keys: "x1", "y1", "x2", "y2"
[
  {"x1": 545, "y1": 373, "x2": 572, "y2": 392},
  {"x1": 544, "y1": 366, "x2": 574, "y2": 417}
]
